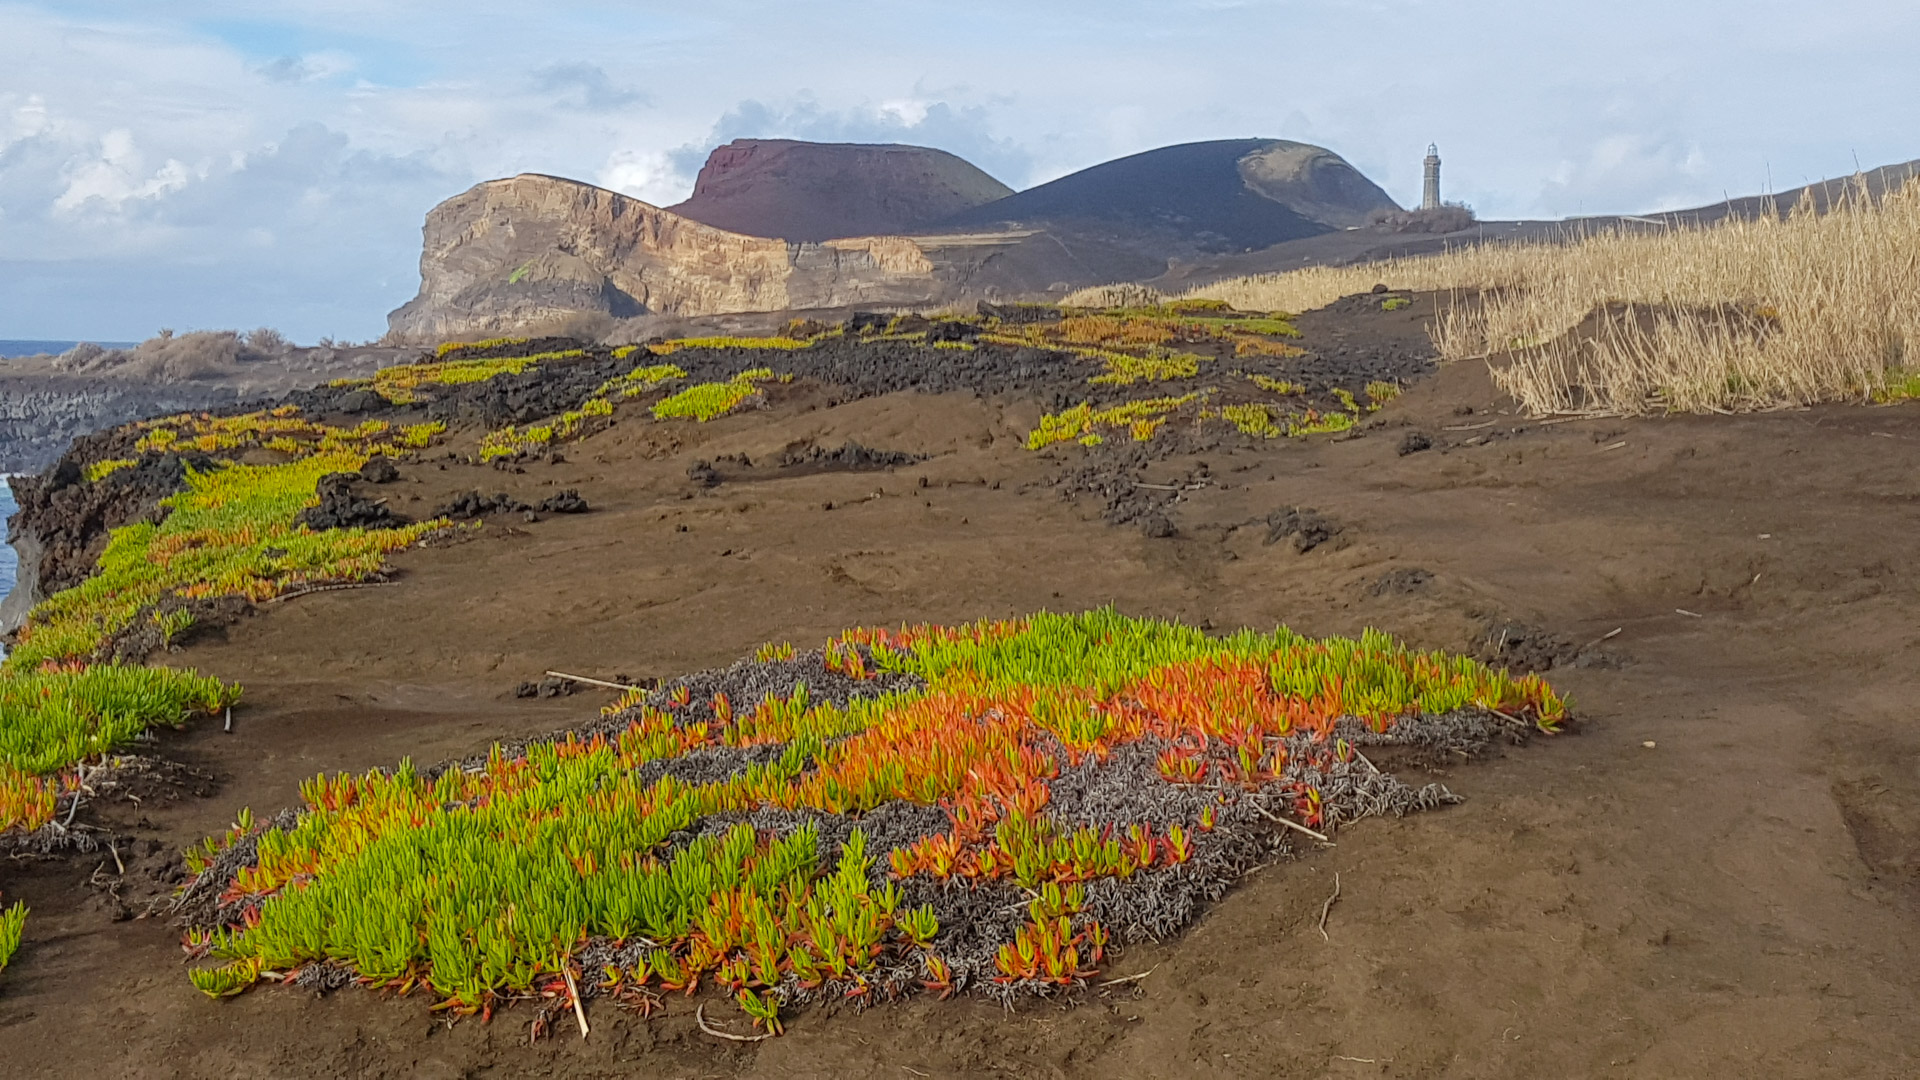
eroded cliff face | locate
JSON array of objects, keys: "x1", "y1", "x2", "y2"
[{"x1": 385, "y1": 175, "x2": 976, "y2": 343}]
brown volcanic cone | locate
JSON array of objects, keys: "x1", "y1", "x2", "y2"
[{"x1": 667, "y1": 138, "x2": 1014, "y2": 242}]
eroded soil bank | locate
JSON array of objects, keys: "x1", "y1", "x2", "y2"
[{"x1": 1, "y1": 309, "x2": 1917, "y2": 1077}]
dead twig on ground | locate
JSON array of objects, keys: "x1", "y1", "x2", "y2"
[
  {"x1": 1098, "y1": 965, "x2": 1159, "y2": 988},
  {"x1": 1318, "y1": 872, "x2": 1343, "y2": 942},
  {"x1": 265, "y1": 581, "x2": 398, "y2": 604},
  {"x1": 1577, "y1": 626, "x2": 1624, "y2": 653},
  {"x1": 1249, "y1": 801, "x2": 1332, "y2": 843},
  {"x1": 545, "y1": 670, "x2": 650, "y2": 692},
  {"x1": 696, "y1": 1003, "x2": 772, "y2": 1043}
]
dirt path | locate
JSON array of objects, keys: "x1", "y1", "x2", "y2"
[{"x1": 2, "y1": 355, "x2": 1916, "y2": 1077}]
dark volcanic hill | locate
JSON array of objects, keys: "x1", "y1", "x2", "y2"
[
  {"x1": 667, "y1": 139, "x2": 1014, "y2": 242},
  {"x1": 939, "y1": 139, "x2": 1402, "y2": 252}
]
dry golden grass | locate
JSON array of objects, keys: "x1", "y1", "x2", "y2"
[{"x1": 1169, "y1": 179, "x2": 1920, "y2": 415}]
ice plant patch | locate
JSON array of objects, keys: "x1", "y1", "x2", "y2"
[
  {"x1": 0, "y1": 896, "x2": 24, "y2": 980},
  {"x1": 0, "y1": 405, "x2": 451, "y2": 836},
  {"x1": 177, "y1": 610, "x2": 1562, "y2": 1034}
]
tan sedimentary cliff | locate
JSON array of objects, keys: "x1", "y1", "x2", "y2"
[{"x1": 386, "y1": 175, "x2": 970, "y2": 343}]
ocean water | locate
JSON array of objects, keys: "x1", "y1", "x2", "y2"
[
  {"x1": 1, "y1": 480, "x2": 15, "y2": 617},
  {"x1": 0, "y1": 339, "x2": 138, "y2": 359}
]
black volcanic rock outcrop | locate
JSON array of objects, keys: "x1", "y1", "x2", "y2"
[{"x1": 667, "y1": 139, "x2": 1013, "y2": 242}]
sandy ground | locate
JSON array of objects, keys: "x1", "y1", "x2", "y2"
[{"x1": 2, "y1": 329, "x2": 1917, "y2": 1077}]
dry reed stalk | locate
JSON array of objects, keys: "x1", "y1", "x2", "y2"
[{"x1": 1175, "y1": 174, "x2": 1920, "y2": 415}]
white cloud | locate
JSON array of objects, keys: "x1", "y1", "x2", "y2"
[
  {"x1": 52, "y1": 129, "x2": 194, "y2": 213},
  {"x1": 0, "y1": 0, "x2": 1915, "y2": 339},
  {"x1": 596, "y1": 147, "x2": 680, "y2": 206}
]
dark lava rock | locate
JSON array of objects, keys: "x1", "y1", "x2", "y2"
[
  {"x1": 776, "y1": 441, "x2": 924, "y2": 471},
  {"x1": 1139, "y1": 513, "x2": 1176, "y2": 539},
  {"x1": 1369, "y1": 567, "x2": 1434, "y2": 595},
  {"x1": 1264, "y1": 506, "x2": 1342, "y2": 553},
  {"x1": 297, "y1": 473, "x2": 404, "y2": 531},
  {"x1": 977, "y1": 301, "x2": 1063, "y2": 325},
  {"x1": 536, "y1": 677, "x2": 578, "y2": 698},
  {"x1": 1397, "y1": 431, "x2": 1433, "y2": 456},
  {"x1": 538, "y1": 490, "x2": 589, "y2": 514},
  {"x1": 927, "y1": 320, "x2": 979, "y2": 344},
  {"x1": 687, "y1": 460, "x2": 722, "y2": 487},
  {"x1": 432, "y1": 490, "x2": 530, "y2": 519},
  {"x1": 359, "y1": 455, "x2": 400, "y2": 483},
  {"x1": 6, "y1": 447, "x2": 224, "y2": 598},
  {"x1": 336, "y1": 389, "x2": 383, "y2": 414},
  {"x1": 1476, "y1": 620, "x2": 1581, "y2": 673},
  {"x1": 513, "y1": 677, "x2": 580, "y2": 699}
]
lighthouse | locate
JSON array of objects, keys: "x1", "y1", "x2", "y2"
[{"x1": 1422, "y1": 145, "x2": 1442, "y2": 210}]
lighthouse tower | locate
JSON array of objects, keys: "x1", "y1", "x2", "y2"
[{"x1": 1421, "y1": 144, "x2": 1442, "y2": 210}]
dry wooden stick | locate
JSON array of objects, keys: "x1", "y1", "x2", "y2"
[
  {"x1": 264, "y1": 580, "x2": 398, "y2": 604},
  {"x1": 1097, "y1": 964, "x2": 1159, "y2": 987},
  {"x1": 545, "y1": 670, "x2": 650, "y2": 693},
  {"x1": 562, "y1": 967, "x2": 589, "y2": 1039},
  {"x1": 1249, "y1": 801, "x2": 1331, "y2": 843},
  {"x1": 1318, "y1": 872, "x2": 1342, "y2": 942},
  {"x1": 696, "y1": 1003, "x2": 772, "y2": 1043}
]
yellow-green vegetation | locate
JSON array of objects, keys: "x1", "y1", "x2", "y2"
[
  {"x1": 436, "y1": 337, "x2": 528, "y2": 359},
  {"x1": 1288, "y1": 410, "x2": 1355, "y2": 436},
  {"x1": 0, "y1": 899, "x2": 24, "y2": 978},
  {"x1": 1027, "y1": 396, "x2": 1199, "y2": 450},
  {"x1": 478, "y1": 360, "x2": 690, "y2": 460},
  {"x1": 0, "y1": 667, "x2": 237, "y2": 832},
  {"x1": 1087, "y1": 349, "x2": 1207, "y2": 386},
  {"x1": 83, "y1": 459, "x2": 138, "y2": 483},
  {"x1": 1381, "y1": 297, "x2": 1411, "y2": 312},
  {"x1": 1249, "y1": 375, "x2": 1303, "y2": 395},
  {"x1": 1211, "y1": 403, "x2": 1283, "y2": 438},
  {"x1": 653, "y1": 369, "x2": 781, "y2": 422},
  {"x1": 2, "y1": 403, "x2": 454, "y2": 840},
  {"x1": 986, "y1": 305, "x2": 1301, "y2": 389},
  {"x1": 480, "y1": 398, "x2": 614, "y2": 462},
  {"x1": 1873, "y1": 371, "x2": 1920, "y2": 403},
  {"x1": 9, "y1": 452, "x2": 437, "y2": 671},
  {"x1": 366, "y1": 350, "x2": 584, "y2": 404},
  {"x1": 653, "y1": 337, "x2": 810, "y2": 355},
  {"x1": 1366, "y1": 381, "x2": 1402, "y2": 408},
  {"x1": 133, "y1": 407, "x2": 441, "y2": 462},
  {"x1": 599, "y1": 363, "x2": 686, "y2": 400}
]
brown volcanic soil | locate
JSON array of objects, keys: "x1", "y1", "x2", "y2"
[
  {"x1": 668, "y1": 139, "x2": 1014, "y2": 242},
  {"x1": 4, "y1": 303, "x2": 1920, "y2": 1077}
]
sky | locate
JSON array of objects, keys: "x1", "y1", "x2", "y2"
[{"x1": 2, "y1": 1, "x2": 1915, "y2": 343}]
